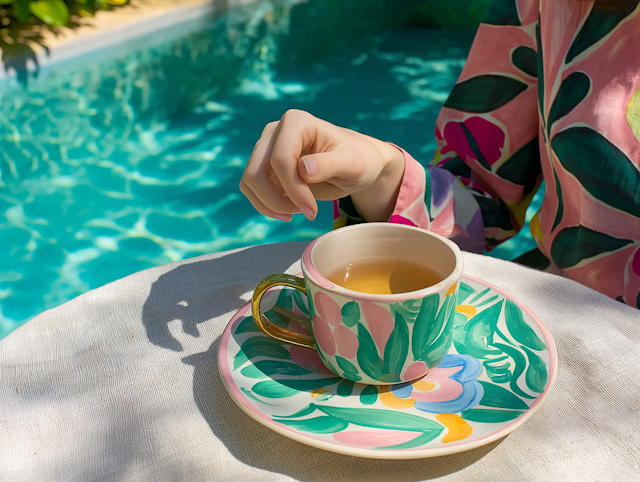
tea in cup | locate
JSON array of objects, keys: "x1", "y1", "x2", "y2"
[{"x1": 252, "y1": 223, "x2": 463, "y2": 385}]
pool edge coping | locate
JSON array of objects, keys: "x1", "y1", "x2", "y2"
[{"x1": 0, "y1": 0, "x2": 263, "y2": 80}]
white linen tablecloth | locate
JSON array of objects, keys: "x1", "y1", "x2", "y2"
[{"x1": 1, "y1": 242, "x2": 639, "y2": 481}]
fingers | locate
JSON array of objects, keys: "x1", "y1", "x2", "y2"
[
  {"x1": 269, "y1": 110, "x2": 323, "y2": 220},
  {"x1": 239, "y1": 179, "x2": 292, "y2": 222},
  {"x1": 242, "y1": 121, "x2": 299, "y2": 218},
  {"x1": 242, "y1": 110, "x2": 360, "y2": 222},
  {"x1": 296, "y1": 148, "x2": 364, "y2": 186}
]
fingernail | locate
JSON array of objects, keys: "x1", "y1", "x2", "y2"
[
  {"x1": 274, "y1": 214, "x2": 292, "y2": 222},
  {"x1": 303, "y1": 157, "x2": 317, "y2": 177},
  {"x1": 300, "y1": 205, "x2": 315, "y2": 221}
]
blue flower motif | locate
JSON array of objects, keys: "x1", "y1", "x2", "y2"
[{"x1": 390, "y1": 354, "x2": 484, "y2": 414}]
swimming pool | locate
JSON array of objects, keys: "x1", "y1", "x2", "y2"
[{"x1": 0, "y1": 2, "x2": 540, "y2": 339}]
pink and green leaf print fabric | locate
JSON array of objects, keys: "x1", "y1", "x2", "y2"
[{"x1": 334, "y1": 0, "x2": 640, "y2": 309}]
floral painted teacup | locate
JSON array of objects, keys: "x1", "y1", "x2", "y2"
[{"x1": 251, "y1": 223, "x2": 463, "y2": 385}]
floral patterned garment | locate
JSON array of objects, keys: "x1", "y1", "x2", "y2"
[{"x1": 334, "y1": 0, "x2": 640, "y2": 309}]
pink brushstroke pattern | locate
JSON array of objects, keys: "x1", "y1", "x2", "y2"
[
  {"x1": 334, "y1": 325, "x2": 359, "y2": 359},
  {"x1": 411, "y1": 379, "x2": 463, "y2": 403},
  {"x1": 290, "y1": 346, "x2": 334, "y2": 375},
  {"x1": 314, "y1": 291, "x2": 342, "y2": 326},
  {"x1": 403, "y1": 361, "x2": 428, "y2": 381},
  {"x1": 361, "y1": 301, "x2": 395, "y2": 354},
  {"x1": 389, "y1": 214, "x2": 417, "y2": 226},
  {"x1": 312, "y1": 315, "x2": 336, "y2": 356},
  {"x1": 332, "y1": 430, "x2": 421, "y2": 448}
]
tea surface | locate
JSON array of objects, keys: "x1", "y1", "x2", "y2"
[{"x1": 325, "y1": 259, "x2": 443, "y2": 294}]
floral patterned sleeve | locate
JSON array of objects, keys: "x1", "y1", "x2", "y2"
[{"x1": 334, "y1": 0, "x2": 542, "y2": 255}]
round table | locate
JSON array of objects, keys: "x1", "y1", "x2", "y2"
[{"x1": 1, "y1": 242, "x2": 638, "y2": 481}]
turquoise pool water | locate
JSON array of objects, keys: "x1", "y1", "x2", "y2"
[{"x1": 0, "y1": 4, "x2": 540, "y2": 339}]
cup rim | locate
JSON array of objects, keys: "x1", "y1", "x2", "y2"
[{"x1": 301, "y1": 223, "x2": 464, "y2": 301}]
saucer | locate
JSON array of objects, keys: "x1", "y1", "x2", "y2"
[{"x1": 218, "y1": 274, "x2": 557, "y2": 459}]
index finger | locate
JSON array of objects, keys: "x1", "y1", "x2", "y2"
[
  {"x1": 242, "y1": 121, "x2": 300, "y2": 216},
  {"x1": 269, "y1": 110, "x2": 319, "y2": 220}
]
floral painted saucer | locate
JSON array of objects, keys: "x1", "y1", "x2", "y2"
[{"x1": 218, "y1": 274, "x2": 557, "y2": 459}]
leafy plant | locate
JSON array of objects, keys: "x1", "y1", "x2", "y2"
[{"x1": 1, "y1": 0, "x2": 127, "y2": 27}]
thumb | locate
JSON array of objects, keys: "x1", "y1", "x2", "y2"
[{"x1": 297, "y1": 148, "x2": 363, "y2": 184}]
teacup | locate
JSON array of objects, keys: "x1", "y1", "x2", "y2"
[{"x1": 251, "y1": 223, "x2": 463, "y2": 385}]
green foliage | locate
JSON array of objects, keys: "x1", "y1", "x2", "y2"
[
  {"x1": 411, "y1": 294, "x2": 440, "y2": 361},
  {"x1": 457, "y1": 282, "x2": 476, "y2": 304},
  {"x1": 550, "y1": 225, "x2": 633, "y2": 270},
  {"x1": 277, "y1": 416, "x2": 350, "y2": 434},
  {"x1": 341, "y1": 301, "x2": 360, "y2": 327},
  {"x1": 252, "y1": 377, "x2": 343, "y2": 398},
  {"x1": 565, "y1": 0, "x2": 640, "y2": 63},
  {"x1": 423, "y1": 296, "x2": 456, "y2": 368},
  {"x1": 493, "y1": 342, "x2": 536, "y2": 400},
  {"x1": 233, "y1": 336, "x2": 291, "y2": 370},
  {"x1": 335, "y1": 356, "x2": 361, "y2": 381},
  {"x1": 496, "y1": 139, "x2": 541, "y2": 195},
  {"x1": 547, "y1": 72, "x2": 591, "y2": 135},
  {"x1": 383, "y1": 312, "x2": 410, "y2": 377},
  {"x1": 1, "y1": 0, "x2": 127, "y2": 27},
  {"x1": 443, "y1": 74, "x2": 529, "y2": 114},
  {"x1": 477, "y1": 380, "x2": 529, "y2": 410},
  {"x1": 29, "y1": 0, "x2": 69, "y2": 26},
  {"x1": 359, "y1": 385, "x2": 378, "y2": 405},
  {"x1": 552, "y1": 127, "x2": 640, "y2": 220},
  {"x1": 304, "y1": 404, "x2": 444, "y2": 432},
  {"x1": 453, "y1": 300, "x2": 503, "y2": 358},
  {"x1": 522, "y1": 346, "x2": 548, "y2": 393},
  {"x1": 503, "y1": 300, "x2": 546, "y2": 351},
  {"x1": 291, "y1": 289, "x2": 309, "y2": 316},
  {"x1": 240, "y1": 359, "x2": 312, "y2": 379},
  {"x1": 356, "y1": 322, "x2": 386, "y2": 381},
  {"x1": 355, "y1": 308, "x2": 418, "y2": 383},
  {"x1": 337, "y1": 379, "x2": 355, "y2": 397},
  {"x1": 461, "y1": 408, "x2": 524, "y2": 423},
  {"x1": 454, "y1": 297, "x2": 548, "y2": 403},
  {"x1": 551, "y1": 164, "x2": 564, "y2": 231}
]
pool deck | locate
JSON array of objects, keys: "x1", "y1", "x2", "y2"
[{"x1": 0, "y1": 0, "x2": 259, "y2": 78}]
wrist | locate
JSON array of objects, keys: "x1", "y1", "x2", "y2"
[
  {"x1": 352, "y1": 138, "x2": 406, "y2": 222},
  {"x1": 385, "y1": 143, "x2": 406, "y2": 187},
  {"x1": 372, "y1": 139, "x2": 405, "y2": 178}
]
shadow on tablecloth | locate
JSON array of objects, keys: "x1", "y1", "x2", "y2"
[{"x1": 141, "y1": 243, "x2": 305, "y2": 352}]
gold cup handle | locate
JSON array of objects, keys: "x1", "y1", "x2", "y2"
[{"x1": 251, "y1": 274, "x2": 316, "y2": 350}]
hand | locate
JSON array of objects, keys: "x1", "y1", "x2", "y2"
[{"x1": 240, "y1": 109, "x2": 405, "y2": 223}]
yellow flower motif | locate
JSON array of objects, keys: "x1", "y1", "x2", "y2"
[
  {"x1": 378, "y1": 385, "x2": 415, "y2": 409},
  {"x1": 455, "y1": 304, "x2": 477, "y2": 318},
  {"x1": 310, "y1": 387, "x2": 333, "y2": 401},
  {"x1": 530, "y1": 211, "x2": 543, "y2": 245},
  {"x1": 504, "y1": 186, "x2": 539, "y2": 231},
  {"x1": 436, "y1": 413, "x2": 473, "y2": 443},
  {"x1": 627, "y1": 86, "x2": 640, "y2": 143},
  {"x1": 445, "y1": 283, "x2": 457, "y2": 297},
  {"x1": 431, "y1": 149, "x2": 442, "y2": 166},
  {"x1": 333, "y1": 218, "x2": 347, "y2": 229},
  {"x1": 412, "y1": 380, "x2": 436, "y2": 392}
]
